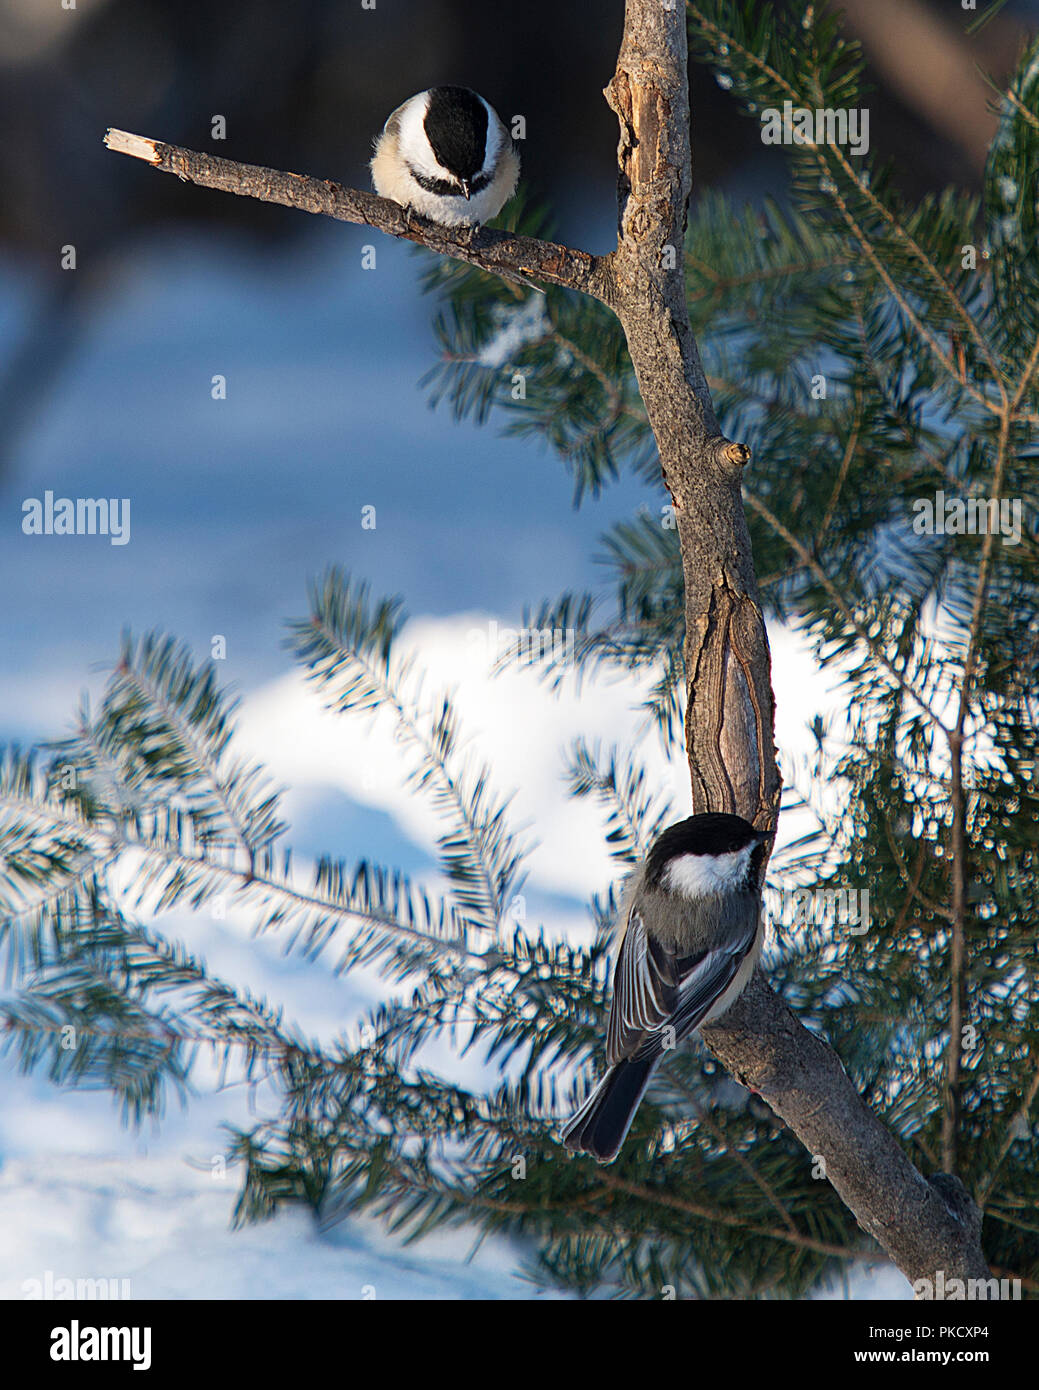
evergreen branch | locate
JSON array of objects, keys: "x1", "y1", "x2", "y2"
[
  {"x1": 891, "y1": 842, "x2": 929, "y2": 936},
  {"x1": 1011, "y1": 329, "x2": 1039, "y2": 415},
  {"x1": 988, "y1": 1210, "x2": 1039, "y2": 1238},
  {"x1": 743, "y1": 489, "x2": 950, "y2": 731},
  {"x1": 594, "y1": 1171, "x2": 857, "y2": 1260},
  {"x1": 352, "y1": 1140, "x2": 857, "y2": 1264},
  {"x1": 847, "y1": 294, "x2": 962, "y2": 488},
  {"x1": 816, "y1": 389, "x2": 861, "y2": 543},
  {"x1": 976, "y1": 1061, "x2": 1039, "y2": 1211},
  {"x1": 422, "y1": 260, "x2": 653, "y2": 502},
  {"x1": 1001, "y1": 84, "x2": 1039, "y2": 134},
  {"x1": 1, "y1": 985, "x2": 187, "y2": 1123},
  {"x1": 820, "y1": 138, "x2": 1006, "y2": 398},
  {"x1": 880, "y1": 814, "x2": 954, "y2": 925},
  {"x1": 2, "y1": 914, "x2": 304, "y2": 1081},
  {"x1": 549, "y1": 328, "x2": 647, "y2": 425},
  {"x1": 1, "y1": 768, "x2": 484, "y2": 985},
  {"x1": 687, "y1": 2, "x2": 1005, "y2": 412},
  {"x1": 685, "y1": 252, "x2": 850, "y2": 301},
  {"x1": 230, "y1": 1047, "x2": 859, "y2": 1271},
  {"x1": 565, "y1": 740, "x2": 671, "y2": 867},
  {"x1": 102, "y1": 634, "x2": 280, "y2": 867},
  {"x1": 820, "y1": 171, "x2": 1000, "y2": 417},
  {"x1": 943, "y1": 411, "x2": 1013, "y2": 1172},
  {"x1": 705, "y1": 374, "x2": 815, "y2": 424},
  {"x1": 944, "y1": 728, "x2": 969, "y2": 1176},
  {"x1": 142, "y1": 840, "x2": 484, "y2": 975},
  {"x1": 290, "y1": 572, "x2": 526, "y2": 930},
  {"x1": 666, "y1": 1075, "x2": 800, "y2": 1236}
]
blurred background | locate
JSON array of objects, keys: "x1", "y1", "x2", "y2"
[{"x1": 1, "y1": 0, "x2": 1036, "y2": 1299}]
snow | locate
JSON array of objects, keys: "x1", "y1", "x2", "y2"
[{"x1": 0, "y1": 1156, "x2": 545, "y2": 1301}]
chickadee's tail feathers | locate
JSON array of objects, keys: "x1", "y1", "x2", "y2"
[{"x1": 560, "y1": 1056, "x2": 657, "y2": 1164}]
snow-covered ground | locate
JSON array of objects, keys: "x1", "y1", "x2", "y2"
[{"x1": 1, "y1": 1155, "x2": 547, "y2": 1301}]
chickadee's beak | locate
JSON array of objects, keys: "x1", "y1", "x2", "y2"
[{"x1": 460, "y1": 179, "x2": 471, "y2": 200}]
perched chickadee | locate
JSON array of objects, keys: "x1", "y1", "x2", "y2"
[
  {"x1": 370, "y1": 85, "x2": 520, "y2": 228},
  {"x1": 562, "y1": 813, "x2": 770, "y2": 1164}
]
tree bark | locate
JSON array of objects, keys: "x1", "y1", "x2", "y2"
[
  {"x1": 601, "y1": 4, "x2": 779, "y2": 825},
  {"x1": 104, "y1": 0, "x2": 990, "y2": 1287}
]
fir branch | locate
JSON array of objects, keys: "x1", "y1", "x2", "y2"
[
  {"x1": 594, "y1": 1171, "x2": 857, "y2": 1261},
  {"x1": 976, "y1": 1060, "x2": 1039, "y2": 1211},
  {"x1": 822, "y1": 137, "x2": 1005, "y2": 396},
  {"x1": 288, "y1": 571, "x2": 526, "y2": 931},
  {"x1": 743, "y1": 488, "x2": 950, "y2": 731},
  {"x1": 820, "y1": 173, "x2": 1000, "y2": 418},
  {"x1": 565, "y1": 740, "x2": 672, "y2": 868},
  {"x1": 943, "y1": 408, "x2": 1014, "y2": 1173},
  {"x1": 816, "y1": 388, "x2": 861, "y2": 543},
  {"x1": 95, "y1": 632, "x2": 285, "y2": 867},
  {"x1": 687, "y1": 2, "x2": 1008, "y2": 414}
]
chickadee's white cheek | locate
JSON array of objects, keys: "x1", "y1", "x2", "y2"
[{"x1": 663, "y1": 847, "x2": 751, "y2": 899}]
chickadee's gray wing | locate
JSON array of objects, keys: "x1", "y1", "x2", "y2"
[
  {"x1": 606, "y1": 898, "x2": 758, "y2": 1067},
  {"x1": 605, "y1": 903, "x2": 678, "y2": 1065},
  {"x1": 652, "y1": 929, "x2": 757, "y2": 1053}
]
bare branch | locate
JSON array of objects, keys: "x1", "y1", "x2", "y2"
[
  {"x1": 605, "y1": 4, "x2": 777, "y2": 828},
  {"x1": 103, "y1": 129, "x2": 610, "y2": 299},
  {"x1": 703, "y1": 974, "x2": 992, "y2": 1284}
]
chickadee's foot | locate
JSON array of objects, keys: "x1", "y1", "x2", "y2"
[{"x1": 400, "y1": 202, "x2": 423, "y2": 234}]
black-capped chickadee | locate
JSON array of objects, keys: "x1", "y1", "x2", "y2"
[
  {"x1": 370, "y1": 85, "x2": 520, "y2": 228},
  {"x1": 562, "y1": 813, "x2": 770, "y2": 1164}
]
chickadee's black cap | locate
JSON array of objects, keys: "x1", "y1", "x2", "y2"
[
  {"x1": 423, "y1": 86, "x2": 490, "y2": 181},
  {"x1": 644, "y1": 812, "x2": 769, "y2": 886}
]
